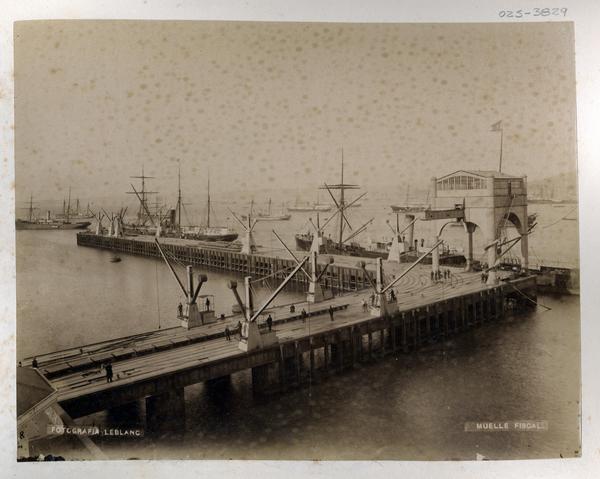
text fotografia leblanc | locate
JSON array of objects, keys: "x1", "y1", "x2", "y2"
[{"x1": 46, "y1": 425, "x2": 144, "y2": 437}]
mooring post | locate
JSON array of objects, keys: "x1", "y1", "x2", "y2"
[
  {"x1": 336, "y1": 332, "x2": 344, "y2": 371},
  {"x1": 279, "y1": 344, "x2": 286, "y2": 391},
  {"x1": 415, "y1": 311, "x2": 421, "y2": 347},
  {"x1": 294, "y1": 341, "x2": 301, "y2": 383},
  {"x1": 402, "y1": 313, "x2": 408, "y2": 352},
  {"x1": 350, "y1": 326, "x2": 356, "y2": 366},
  {"x1": 309, "y1": 338, "x2": 315, "y2": 377}
]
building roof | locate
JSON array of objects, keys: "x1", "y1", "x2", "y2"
[{"x1": 437, "y1": 170, "x2": 523, "y2": 180}]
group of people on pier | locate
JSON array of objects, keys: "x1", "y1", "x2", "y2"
[
  {"x1": 431, "y1": 269, "x2": 452, "y2": 283},
  {"x1": 224, "y1": 320, "x2": 243, "y2": 341}
]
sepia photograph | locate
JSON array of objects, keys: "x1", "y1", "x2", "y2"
[{"x1": 5, "y1": 3, "x2": 593, "y2": 473}]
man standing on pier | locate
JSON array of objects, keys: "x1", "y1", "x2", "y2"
[
  {"x1": 225, "y1": 326, "x2": 231, "y2": 341},
  {"x1": 266, "y1": 314, "x2": 273, "y2": 332},
  {"x1": 105, "y1": 362, "x2": 113, "y2": 383},
  {"x1": 329, "y1": 305, "x2": 335, "y2": 321},
  {"x1": 177, "y1": 302, "x2": 183, "y2": 317}
]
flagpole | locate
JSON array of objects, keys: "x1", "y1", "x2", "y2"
[{"x1": 499, "y1": 127, "x2": 503, "y2": 173}]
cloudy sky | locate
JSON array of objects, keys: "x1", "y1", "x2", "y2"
[{"x1": 15, "y1": 20, "x2": 576, "y2": 207}]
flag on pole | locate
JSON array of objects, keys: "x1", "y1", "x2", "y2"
[{"x1": 490, "y1": 120, "x2": 503, "y2": 132}]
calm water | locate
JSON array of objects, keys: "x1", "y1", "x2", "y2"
[{"x1": 17, "y1": 202, "x2": 581, "y2": 460}]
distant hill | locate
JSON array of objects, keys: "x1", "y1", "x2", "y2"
[{"x1": 528, "y1": 171, "x2": 578, "y2": 201}]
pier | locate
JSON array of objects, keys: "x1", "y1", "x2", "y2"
[
  {"x1": 21, "y1": 269, "x2": 537, "y2": 427},
  {"x1": 20, "y1": 167, "x2": 545, "y2": 447},
  {"x1": 77, "y1": 232, "x2": 373, "y2": 292}
]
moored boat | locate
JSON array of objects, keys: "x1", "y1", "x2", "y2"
[
  {"x1": 16, "y1": 219, "x2": 91, "y2": 230},
  {"x1": 256, "y1": 198, "x2": 291, "y2": 221},
  {"x1": 16, "y1": 194, "x2": 91, "y2": 230}
]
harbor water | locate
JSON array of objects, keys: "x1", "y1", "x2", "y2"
[{"x1": 16, "y1": 202, "x2": 580, "y2": 460}]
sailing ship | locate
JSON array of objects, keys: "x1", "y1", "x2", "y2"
[
  {"x1": 294, "y1": 153, "x2": 384, "y2": 257},
  {"x1": 15, "y1": 194, "x2": 91, "y2": 230},
  {"x1": 287, "y1": 193, "x2": 332, "y2": 213},
  {"x1": 178, "y1": 171, "x2": 239, "y2": 242},
  {"x1": 390, "y1": 184, "x2": 429, "y2": 213},
  {"x1": 119, "y1": 167, "x2": 238, "y2": 241},
  {"x1": 55, "y1": 193, "x2": 94, "y2": 221},
  {"x1": 255, "y1": 198, "x2": 291, "y2": 221},
  {"x1": 120, "y1": 167, "x2": 161, "y2": 235}
]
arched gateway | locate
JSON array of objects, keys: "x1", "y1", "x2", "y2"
[{"x1": 430, "y1": 170, "x2": 529, "y2": 282}]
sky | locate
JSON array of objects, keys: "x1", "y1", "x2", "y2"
[{"x1": 14, "y1": 20, "x2": 577, "y2": 209}]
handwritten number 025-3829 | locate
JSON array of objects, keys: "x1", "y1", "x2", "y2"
[{"x1": 499, "y1": 8, "x2": 568, "y2": 18}]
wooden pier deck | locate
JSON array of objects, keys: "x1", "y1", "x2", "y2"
[{"x1": 22, "y1": 266, "x2": 537, "y2": 420}]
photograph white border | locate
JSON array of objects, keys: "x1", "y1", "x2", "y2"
[{"x1": 1, "y1": 1, "x2": 598, "y2": 478}]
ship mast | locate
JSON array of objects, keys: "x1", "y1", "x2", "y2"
[
  {"x1": 128, "y1": 165, "x2": 157, "y2": 226},
  {"x1": 67, "y1": 186, "x2": 71, "y2": 222},
  {"x1": 339, "y1": 150, "x2": 344, "y2": 247},
  {"x1": 207, "y1": 171, "x2": 211, "y2": 228},
  {"x1": 177, "y1": 162, "x2": 182, "y2": 232},
  {"x1": 320, "y1": 149, "x2": 366, "y2": 248}
]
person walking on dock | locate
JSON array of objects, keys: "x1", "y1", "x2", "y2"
[
  {"x1": 177, "y1": 302, "x2": 183, "y2": 317},
  {"x1": 31, "y1": 357, "x2": 38, "y2": 368},
  {"x1": 301, "y1": 309, "x2": 307, "y2": 323},
  {"x1": 266, "y1": 314, "x2": 273, "y2": 332},
  {"x1": 290, "y1": 304, "x2": 295, "y2": 313},
  {"x1": 390, "y1": 290, "x2": 396, "y2": 302},
  {"x1": 105, "y1": 362, "x2": 113, "y2": 383},
  {"x1": 205, "y1": 297, "x2": 211, "y2": 311},
  {"x1": 329, "y1": 305, "x2": 335, "y2": 322},
  {"x1": 225, "y1": 326, "x2": 231, "y2": 341},
  {"x1": 236, "y1": 320, "x2": 242, "y2": 339},
  {"x1": 362, "y1": 298, "x2": 368, "y2": 312}
]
